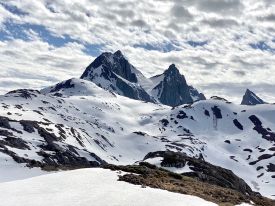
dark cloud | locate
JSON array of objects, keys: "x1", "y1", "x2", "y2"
[
  {"x1": 201, "y1": 18, "x2": 239, "y2": 28},
  {"x1": 196, "y1": 0, "x2": 244, "y2": 15},
  {"x1": 258, "y1": 14, "x2": 275, "y2": 22},
  {"x1": 233, "y1": 70, "x2": 246, "y2": 76},
  {"x1": 131, "y1": 19, "x2": 148, "y2": 28},
  {"x1": 171, "y1": 4, "x2": 194, "y2": 21}
]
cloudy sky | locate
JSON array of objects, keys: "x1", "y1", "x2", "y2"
[{"x1": 0, "y1": 0, "x2": 274, "y2": 103}]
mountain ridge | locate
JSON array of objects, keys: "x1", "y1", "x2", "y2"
[
  {"x1": 0, "y1": 51, "x2": 274, "y2": 200},
  {"x1": 80, "y1": 51, "x2": 205, "y2": 106}
]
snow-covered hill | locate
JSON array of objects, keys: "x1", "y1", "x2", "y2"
[
  {"x1": 0, "y1": 77, "x2": 274, "y2": 199},
  {"x1": 0, "y1": 168, "x2": 219, "y2": 206}
]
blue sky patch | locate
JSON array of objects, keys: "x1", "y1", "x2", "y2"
[
  {"x1": 0, "y1": 2, "x2": 27, "y2": 16},
  {"x1": 187, "y1": 40, "x2": 208, "y2": 47},
  {"x1": 250, "y1": 41, "x2": 275, "y2": 53},
  {"x1": 1, "y1": 21, "x2": 77, "y2": 46},
  {"x1": 83, "y1": 44, "x2": 103, "y2": 56},
  {"x1": 0, "y1": 20, "x2": 103, "y2": 57}
]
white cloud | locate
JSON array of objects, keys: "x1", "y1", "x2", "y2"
[
  {"x1": 0, "y1": 39, "x2": 91, "y2": 93},
  {"x1": 0, "y1": 0, "x2": 274, "y2": 103}
]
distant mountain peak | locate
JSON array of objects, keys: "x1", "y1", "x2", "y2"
[
  {"x1": 166, "y1": 64, "x2": 182, "y2": 75},
  {"x1": 151, "y1": 64, "x2": 205, "y2": 106},
  {"x1": 114, "y1": 50, "x2": 123, "y2": 57},
  {"x1": 241, "y1": 89, "x2": 265, "y2": 105},
  {"x1": 80, "y1": 51, "x2": 154, "y2": 103},
  {"x1": 79, "y1": 51, "x2": 206, "y2": 106},
  {"x1": 166, "y1": 64, "x2": 178, "y2": 72}
]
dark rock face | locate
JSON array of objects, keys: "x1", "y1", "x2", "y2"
[
  {"x1": 189, "y1": 86, "x2": 206, "y2": 101},
  {"x1": 80, "y1": 51, "x2": 154, "y2": 102},
  {"x1": 50, "y1": 79, "x2": 75, "y2": 93},
  {"x1": 249, "y1": 115, "x2": 275, "y2": 142},
  {"x1": 81, "y1": 50, "x2": 137, "y2": 83},
  {"x1": 152, "y1": 64, "x2": 205, "y2": 107},
  {"x1": 6, "y1": 89, "x2": 40, "y2": 99},
  {"x1": 211, "y1": 106, "x2": 222, "y2": 119},
  {"x1": 241, "y1": 89, "x2": 265, "y2": 105},
  {"x1": 267, "y1": 163, "x2": 275, "y2": 172},
  {"x1": 233, "y1": 119, "x2": 243, "y2": 130},
  {"x1": 115, "y1": 77, "x2": 153, "y2": 102},
  {"x1": 0, "y1": 116, "x2": 106, "y2": 170},
  {"x1": 143, "y1": 151, "x2": 256, "y2": 196}
]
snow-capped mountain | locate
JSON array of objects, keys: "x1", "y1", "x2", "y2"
[
  {"x1": 80, "y1": 50, "x2": 154, "y2": 103},
  {"x1": 150, "y1": 64, "x2": 205, "y2": 106},
  {"x1": 241, "y1": 89, "x2": 266, "y2": 105},
  {"x1": 0, "y1": 52, "x2": 274, "y2": 201},
  {"x1": 79, "y1": 51, "x2": 204, "y2": 106}
]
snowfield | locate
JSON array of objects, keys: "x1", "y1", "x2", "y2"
[
  {"x1": 0, "y1": 168, "x2": 218, "y2": 206},
  {"x1": 0, "y1": 78, "x2": 274, "y2": 199}
]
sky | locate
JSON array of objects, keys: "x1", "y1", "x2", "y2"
[{"x1": 0, "y1": 0, "x2": 274, "y2": 103}]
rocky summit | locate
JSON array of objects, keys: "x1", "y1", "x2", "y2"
[
  {"x1": 151, "y1": 64, "x2": 205, "y2": 106},
  {"x1": 80, "y1": 51, "x2": 205, "y2": 106},
  {"x1": 80, "y1": 50, "x2": 154, "y2": 103},
  {"x1": 241, "y1": 89, "x2": 266, "y2": 105}
]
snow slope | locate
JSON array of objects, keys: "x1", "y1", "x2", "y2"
[
  {"x1": 0, "y1": 168, "x2": 218, "y2": 206},
  {"x1": 0, "y1": 78, "x2": 274, "y2": 198}
]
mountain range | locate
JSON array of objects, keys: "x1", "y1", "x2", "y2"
[{"x1": 0, "y1": 51, "x2": 274, "y2": 204}]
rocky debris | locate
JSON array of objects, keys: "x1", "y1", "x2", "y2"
[
  {"x1": 243, "y1": 148, "x2": 253, "y2": 153},
  {"x1": 241, "y1": 89, "x2": 265, "y2": 105},
  {"x1": 211, "y1": 106, "x2": 222, "y2": 119},
  {"x1": 210, "y1": 96, "x2": 230, "y2": 102},
  {"x1": 104, "y1": 163, "x2": 274, "y2": 206},
  {"x1": 249, "y1": 115, "x2": 275, "y2": 142},
  {"x1": 0, "y1": 116, "x2": 11, "y2": 129},
  {"x1": 160, "y1": 119, "x2": 169, "y2": 127},
  {"x1": 143, "y1": 151, "x2": 256, "y2": 196},
  {"x1": 204, "y1": 110, "x2": 210, "y2": 117},
  {"x1": 233, "y1": 119, "x2": 244, "y2": 130},
  {"x1": 6, "y1": 89, "x2": 40, "y2": 99},
  {"x1": 249, "y1": 153, "x2": 275, "y2": 165},
  {"x1": 20, "y1": 120, "x2": 36, "y2": 133},
  {"x1": 225, "y1": 140, "x2": 231, "y2": 144},
  {"x1": 0, "y1": 116, "x2": 106, "y2": 170},
  {"x1": 133, "y1": 131, "x2": 147, "y2": 136},
  {"x1": 176, "y1": 110, "x2": 188, "y2": 119},
  {"x1": 50, "y1": 79, "x2": 75, "y2": 93},
  {"x1": 267, "y1": 163, "x2": 275, "y2": 172},
  {"x1": 0, "y1": 136, "x2": 30, "y2": 150}
]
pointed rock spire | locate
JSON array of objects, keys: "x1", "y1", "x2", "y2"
[
  {"x1": 80, "y1": 51, "x2": 154, "y2": 103},
  {"x1": 114, "y1": 50, "x2": 123, "y2": 57},
  {"x1": 241, "y1": 89, "x2": 265, "y2": 105},
  {"x1": 152, "y1": 64, "x2": 205, "y2": 107}
]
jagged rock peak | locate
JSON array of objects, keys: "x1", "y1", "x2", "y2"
[
  {"x1": 81, "y1": 50, "x2": 138, "y2": 83},
  {"x1": 80, "y1": 50, "x2": 154, "y2": 103},
  {"x1": 151, "y1": 64, "x2": 203, "y2": 107},
  {"x1": 241, "y1": 89, "x2": 265, "y2": 105},
  {"x1": 114, "y1": 50, "x2": 123, "y2": 56},
  {"x1": 165, "y1": 64, "x2": 179, "y2": 74}
]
